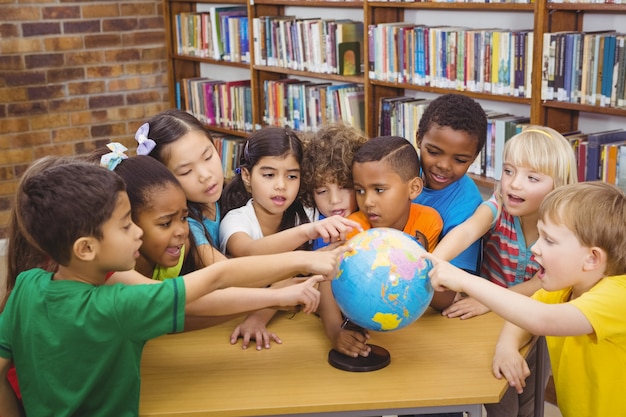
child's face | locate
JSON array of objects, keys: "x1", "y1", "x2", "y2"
[
  {"x1": 313, "y1": 181, "x2": 357, "y2": 218},
  {"x1": 134, "y1": 183, "x2": 189, "y2": 269},
  {"x1": 532, "y1": 217, "x2": 601, "y2": 294},
  {"x1": 352, "y1": 160, "x2": 421, "y2": 231},
  {"x1": 418, "y1": 125, "x2": 478, "y2": 190},
  {"x1": 500, "y1": 163, "x2": 554, "y2": 219},
  {"x1": 98, "y1": 192, "x2": 144, "y2": 272},
  {"x1": 244, "y1": 155, "x2": 301, "y2": 217},
  {"x1": 165, "y1": 130, "x2": 224, "y2": 209}
]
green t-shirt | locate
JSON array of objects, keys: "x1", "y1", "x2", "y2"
[{"x1": 0, "y1": 268, "x2": 186, "y2": 416}]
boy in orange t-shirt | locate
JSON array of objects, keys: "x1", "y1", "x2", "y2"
[
  {"x1": 345, "y1": 135, "x2": 442, "y2": 251},
  {"x1": 318, "y1": 135, "x2": 443, "y2": 359}
]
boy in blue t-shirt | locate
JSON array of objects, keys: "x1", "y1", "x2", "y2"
[
  {"x1": 413, "y1": 93, "x2": 488, "y2": 311},
  {"x1": 0, "y1": 161, "x2": 343, "y2": 417}
]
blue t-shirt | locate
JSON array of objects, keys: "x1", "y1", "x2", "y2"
[
  {"x1": 312, "y1": 213, "x2": 327, "y2": 250},
  {"x1": 413, "y1": 174, "x2": 483, "y2": 273},
  {"x1": 188, "y1": 203, "x2": 220, "y2": 247}
]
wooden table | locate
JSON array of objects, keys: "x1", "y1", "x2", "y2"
[{"x1": 140, "y1": 308, "x2": 535, "y2": 417}]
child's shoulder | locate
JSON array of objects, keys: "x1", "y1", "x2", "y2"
[{"x1": 410, "y1": 202, "x2": 443, "y2": 222}]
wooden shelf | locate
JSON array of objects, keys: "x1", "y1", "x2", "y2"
[
  {"x1": 368, "y1": 2, "x2": 534, "y2": 11},
  {"x1": 251, "y1": 0, "x2": 363, "y2": 6},
  {"x1": 468, "y1": 174, "x2": 497, "y2": 191},
  {"x1": 172, "y1": 54, "x2": 250, "y2": 69},
  {"x1": 252, "y1": 65, "x2": 365, "y2": 84},
  {"x1": 369, "y1": 80, "x2": 533, "y2": 105},
  {"x1": 542, "y1": 100, "x2": 626, "y2": 117},
  {"x1": 164, "y1": 0, "x2": 626, "y2": 140}
]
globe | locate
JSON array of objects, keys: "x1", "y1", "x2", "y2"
[{"x1": 331, "y1": 227, "x2": 434, "y2": 332}]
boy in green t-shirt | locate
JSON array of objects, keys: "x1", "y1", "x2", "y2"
[{"x1": 0, "y1": 161, "x2": 343, "y2": 417}]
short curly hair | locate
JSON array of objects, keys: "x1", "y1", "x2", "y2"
[
  {"x1": 416, "y1": 93, "x2": 487, "y2": 155},
  {"x1": 300, "y1": 123, "x2": 369, "y2": 207}
]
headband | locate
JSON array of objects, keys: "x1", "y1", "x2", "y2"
[
  {"x1": 100, "y1": 142, "x2": 128, "y2": 171},
  {"x1": 135, "y1": 122, "x2": 157, "y2": 155},
  {"x1": 523, "y1": 128, "x2": 553, "y2": 139}
]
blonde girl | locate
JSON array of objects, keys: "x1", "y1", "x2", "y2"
[{"x1": 434, "y1": 126, "x2": 577, "y2": 318}]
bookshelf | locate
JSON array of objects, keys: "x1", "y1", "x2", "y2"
[
  {"x1": 163, "y1": 0, "x2": 626, "y2": 187},
  {"x1": 537, "y1": 3, "x2": 626, "y2": 133}
]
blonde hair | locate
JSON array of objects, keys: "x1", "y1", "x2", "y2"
[
  {"x1": 539, "y1": 182, "x2": 626, "y2": 276},
  {"x1": 502, "y1": 125, "x2": 577, "y2": 188}
]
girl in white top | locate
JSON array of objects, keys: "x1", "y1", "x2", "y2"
[{"x1": 220, "y1": 127, "x2": 360, "y2": 350}]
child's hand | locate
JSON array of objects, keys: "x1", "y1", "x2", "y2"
[
  {"x1": 331, "y1": 327, "x2": 371, "y2": 358},
  {"x1": 492, "y1": 347, "x2": 530, "y2": 394},
  {"x1": 297, "y1": 244, "x2": 351, "y2": 280},
  {"x1": 230, "y1": 315, "x2": 282, "y2": 350},
  {"x1": 422, "y1": 252, "x2": 472, "y2": 293},
  {"x1": 275, "y1": 276, "x2": 323, "y2": 314},
  {"x1": 306, "y1": 215, "x2": 362, "y2": 243},
  {"x1": 442, "y1": 295, "x2": 490, "y2": 320}
]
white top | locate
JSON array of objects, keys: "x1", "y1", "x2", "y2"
[{"x1": 219, "y1": 199, "x2": 263, "y2": 254}]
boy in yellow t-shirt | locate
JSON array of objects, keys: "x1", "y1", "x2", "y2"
[
  {"x1": 426, "y1": 181, "x2": 626, "y2": 417},
  {"x1": 318, "y1": 135, "x2": 443, "y2": 359}
]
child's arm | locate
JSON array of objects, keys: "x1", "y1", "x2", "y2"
[
  {"x1": 182, "y1": 247, "x2": 344, "y2": 304},
  {"x1": 230, "y1": 308, "x2": 280, "y2": 350},
  {"x1": 429, "y1": 203, "x2": 493, "y2": 312},
  {"x1": 441, "y1": 273, "x2": 543, "y2": 320},
  {"x1": 317, "y1": 280, "x2": 371, "y2": 358},
  {"x1": 0, "y1": 359, "x2": 23, "y2": 417},
  {"x1": 225, "y1": 215, "x2": 360, "y2": 257},
  {"x1": 427, "y1": 254, "x2": 594, "y2": 336},
  {"x1": 491, "y1": 322, "x2": 533, "y2": 394},
  {"x1": 432, "y1": 203, "x2": 493, "y2": 262},
  {"x1": 108, "y1": 261, "x2": 327, "y2": 317}
]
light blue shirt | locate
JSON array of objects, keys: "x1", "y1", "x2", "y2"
[
  {"x1": 413, "y1": 174, "x2": 483, "y2": 273},
  {"x1": 188, "y1": 202, "x2": 220, "y2": 247}
]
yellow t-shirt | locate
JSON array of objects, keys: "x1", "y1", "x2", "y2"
[
  {"x1": 532, "y1": 275, "x2": 626, "y2": 417},
  {"x1": 152, "y1": 245, "x2": 186, "y2": 281},
  {"x1": 346, "y1": 203, "x2": 443, "y2": 252}
]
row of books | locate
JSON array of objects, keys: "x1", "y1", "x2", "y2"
[
  {"x1": 174, "y1": 7, "x2": 249, "y2": 63},
  {"x1": 263, "y1": 80, "x2": 365, "y2": 132},
  {"x1": 213, "y1": 134, "x2": 246, "y2": 180},
  {"x1": 368, "y1": 24, "x2": 534, "y2": 98},
  {"x1": 252, "y1": 16, "x2": 364, "y2": 76},
  {"x1": 177, "y1": 77, "x2": 253, "y2": 132},
  {"x1": 541, "y1": 31, "x2": 626, "y2": 107},
  {"x1": 568, "y1": 129, "x2": 626, "y2": 189},
  {"x1": 378, "y1": 96, "x2": 529, "y2": 179}
]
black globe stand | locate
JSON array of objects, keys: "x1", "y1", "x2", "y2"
[{"x1": 327, "y1": 320, "x2": 391, "y2": 372}]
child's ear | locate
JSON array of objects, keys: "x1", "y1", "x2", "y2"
[
  {"x1": 408, "y1": 176, "x2": 423, "y2": 200},
  {"x1": 583, "y1": 246, "x2": 608, "y2": 273},
  {"x1": 73, "y1": 237, "x2": 97, "y2": 262},
  {"x1": 241, "y1": 168, "x2": 252, "y2": 192}
]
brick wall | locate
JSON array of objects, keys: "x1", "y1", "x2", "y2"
[{"x1": 0, "y1": 0, "x2": 170, "y2": 238}]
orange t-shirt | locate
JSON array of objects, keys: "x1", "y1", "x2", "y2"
[{"x1": 346, "y1": 203, "x2": 443, "y2": 252}]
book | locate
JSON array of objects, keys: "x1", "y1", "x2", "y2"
[
  {"x1": 338, "y1": 41, "x2": 361, "y2": 76},
  {"x1": 585, "y1": 129, "x2": 626, "y2": 181},
  {"x1": 600, "y1": 33, "x2": 616, "y2": 107},
  {"x1": 617, "y1": 144, "x2": 626, "y2": 193},
  {"x1": 335, "y1": 20, "x2": 364, "y2": 75},
  {"x1": 577, "y1": 140, "x2": 588, "y2": 183},
  {"x1": 207, "y1": 6, "x2": 247, "y2": 61},
  {"x1": 601, "y1": 140, "x2": 626, "y2": 184},
  {"x1": 493, "y1": 115, "x2": 530, "y2": 180}
]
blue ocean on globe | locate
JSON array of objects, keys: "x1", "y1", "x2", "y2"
[{"x1": 331, "y1": 228, "x2": 434, "y2": 332}]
